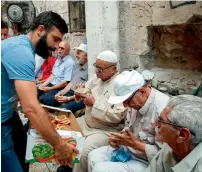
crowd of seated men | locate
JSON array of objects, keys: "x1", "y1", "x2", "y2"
[
  {"x1": 2, "y1": 11, "x2": 202, "y2": 172},
  {"x1": 33, "y1": 38, "x2": 202, "y2": 172},
  {"x1": 35, "y1": 41, "x2": 88, "y2": 115}
]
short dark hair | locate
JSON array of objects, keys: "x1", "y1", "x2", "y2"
[
  {"x1": 30, "y1": 11, "x2": 68, "y2": 34},
  {"x1": 1, "y1": 20, "x2": 8, "y2": 29}
]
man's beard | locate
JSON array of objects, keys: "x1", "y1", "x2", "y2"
[{"x1": 35, "y1": 34, "x2": 56, "y2": 59}]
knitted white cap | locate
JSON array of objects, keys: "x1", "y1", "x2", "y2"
[{"x1": 96, "y1": 51, "x2": 118, "y2": 63}]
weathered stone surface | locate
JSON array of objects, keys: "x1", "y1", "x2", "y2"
[
  {"x1": 158, "y1": 86, "x2": 168, "y2": 92},
  {"x1": 178, "y1": 89, "x2": 186, "y2": 95},
  {"x1": 152, "y1": 3, "x2": 202, "y2": 26},
  {"x1": 151, "y1": 79, "x2": 158, "y2": 88},
  {"x1": 119, "y1": 1, "x2": 202, "y2": 94},
  {"x1": 152, "y1": 24, "x2": 202, "y2": 70},
  {"x1": 167, "y1": 86, "x2": 179, "y2": 96}
]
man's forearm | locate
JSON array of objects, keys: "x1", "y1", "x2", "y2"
[
  {"x1": 60, "y1": 82, "x2": 71, "y2": 95},
  {"x1": 51, "y1": 81, "x2": 68, "y2": 90},
  {"x1": 25, "y1": 105, "x2": 63, "y2": 148},
  {"x1": 43, "y1": 75, "x2": 53, "y2": 86},
  {"x1": 132, "y1": 140, "x2": 146, "y2": 153}
]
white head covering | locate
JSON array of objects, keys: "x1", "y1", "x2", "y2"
[
  {"x1": 96, "y1": 51, "x2": 117, "y2": 63},
  {"x1": 108, "y1": 70, "x2": 145, "y2": 104},
  {"x1": 75, "y1": 43, "x2": 87, "y2": 53}
]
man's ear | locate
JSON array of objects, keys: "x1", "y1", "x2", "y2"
[
  {"x1": 36, "y1": 25, "x2": 45, "y2": 37},
  {"x1": 176, "y1": 128, "x2": 192, "y2": 143},
  {"x1": 139, "y1": 87, "x2": 146, "y2": 96},
  {"x1": 112, "y1": 66, "x2": 117, "y2": 71}
]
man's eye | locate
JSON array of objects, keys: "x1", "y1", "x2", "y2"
[{"x1": 53, "y1": 37, "x2": 60, "y2": 42}]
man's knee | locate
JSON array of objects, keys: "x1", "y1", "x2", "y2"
[
  {"x1": 88, "y1": 146, "x2": 111, "y2": 164},
  {"x1": 65, "y1": 101, "x2": 84, "y2": 114},
  {"x1": 92, "y1": 162, "x2": 111, "y2": 172},
  {"x1": 39, "y1": 94, "x2": 57, "y2": 106}
]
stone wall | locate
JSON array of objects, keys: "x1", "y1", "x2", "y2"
[
  {"x1": 85, "y1": 1, "x2": 120, "y2": 78},
  {"x1": 119, "y1": 1, "x2": 202, "y2": 95}
]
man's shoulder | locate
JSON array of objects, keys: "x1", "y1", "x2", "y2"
[
  {"x1": 64, "y1": 55, "x2": 75, "y2": 64},
  {"x1": 194, "y1": 158, "x2": 202, "y2": 172},
  {"x1": 152, "y1": 88, "x2": 170, "y2": 111},
  {"x1": 2, "y1": 35, "x2": 34, "y2": 59}
]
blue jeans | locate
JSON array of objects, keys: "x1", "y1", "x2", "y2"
[{"x1": 1, "y1": 112, "x2": 29, "y2": 172}]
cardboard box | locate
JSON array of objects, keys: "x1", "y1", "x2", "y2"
[{"x1": 25, "y1": 105, "x2": 84, "y2": 164}]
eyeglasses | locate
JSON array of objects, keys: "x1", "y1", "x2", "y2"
[
  {"x1": 123, "y1": 90, "x2": 138, "y2": 105},
  {"x1": 157, "y1": 116, "x2": 195, "y2": 135},
  {"x1": 93, "y1": 63, "x2": 115, "y2": 72}
]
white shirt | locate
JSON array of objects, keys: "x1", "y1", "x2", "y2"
[
  {"x1": 125, "y1": 88, "x2": 170, "y2": 162},
  {"x1": 145, "y1": 143, "x2": 202, "y2": 172}
]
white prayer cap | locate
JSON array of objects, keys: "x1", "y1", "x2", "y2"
[
  {"x1": 108, "y1": 70, "x2": 145, "y2": 104},
  {"x1": 75, "y1": 43, "x2": 87, "y2": 53},
  {"x1": 96, "y1": 51, "x2": 118, "y2": 63}
]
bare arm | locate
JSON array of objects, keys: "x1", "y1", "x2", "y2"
[
  {"x1": 41, "y1": 74, "x2": 53, "y2": 87},
  {"x1": 15, "y1": 80, "x2": 78, "y2": 165},
  {"x1": 61, "y1": 82, "x2": 72, "y2": 95},
  {"x1": 55, "y1": 82, "x2": 72, "y2": 99},
  {"x1": 36, "y1": 75, "x2": 42, "y2": 82},
  {"x1": 50, "y1": 81, "x2": 68, "y2": 91}
]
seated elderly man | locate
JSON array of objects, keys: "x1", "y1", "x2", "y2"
[
  {"x1": 38, "y1": 40, "x2": 76, "y2": 102},
  {"x1": 43, "y1": 43, "x2": 88, "y2": 114},
  {"x1": 66, "y1": 51, "x2": 126, "y2": 172},
  {"x1": 145, "y1": 95, "x2": 202, "y2": 172},
  {"x1": 88, "y1": 70, "x2": 170, "y2": 172}
]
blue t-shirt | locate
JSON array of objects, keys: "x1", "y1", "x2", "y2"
[{"x1": 1, "y1": 35, "x2": 35, "y2": 123}]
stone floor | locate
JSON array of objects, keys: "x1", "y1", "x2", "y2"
[{"x1": 29, "y1": 163, "x2": 59, "y2": 172}]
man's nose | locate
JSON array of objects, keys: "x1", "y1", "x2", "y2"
[
  {"x1": 54, "y1": 43, "x2": 59, "y2": 50},
  {"x1": 154, "y1": 119, "x2": 158, "y2": 127},
  {"x1": 96, "y1": 68, "x2": 101, "y2": 73}
]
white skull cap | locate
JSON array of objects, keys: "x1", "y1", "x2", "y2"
[{"x1": 96, "y1": 51, "x2": 118, "y2": 63}]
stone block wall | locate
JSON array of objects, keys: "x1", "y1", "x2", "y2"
[{"x1": 119, "y1": 1, "x2": 202, "y2": 95}]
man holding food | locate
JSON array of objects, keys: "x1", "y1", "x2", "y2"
[
  {"x1": 68, "y1": 50, "x2": 126, "y2": 172},
  {"x1": 42, "y1": 43, "x2": 88, "y2": 114}
]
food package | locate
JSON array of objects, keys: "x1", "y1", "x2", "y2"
[
  {"x1": 26, "y1": 129, "x2": 84, "y2": 164},
  {"x1": 25, "y1": 105, "x2": 85, "y2": 164}
]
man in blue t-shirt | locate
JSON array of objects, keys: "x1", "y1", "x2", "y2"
[{"x1": 1, "y1": 11, "x2": 78, "y2": 172}]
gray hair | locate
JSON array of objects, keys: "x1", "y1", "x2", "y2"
[{"x1": 167, "y1": 95, "x2": 202, "y2": 144}]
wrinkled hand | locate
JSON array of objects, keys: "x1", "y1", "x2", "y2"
[
  {"x1": 57, "y1": 96, "x2": 69, "y2": 103},
  {"x1": 82, "y1": 94, "x2": 95, "y2": 106},
  {"x1": 36, "y1": 80, "x2": 41, "y2": 84},
  {"x1": 39, "y1": 84, "x2": 46, "y2": 90},
  {"x1": 75, "y1": 83, "x2": 85, "y2": 90},
  {"x1": 109, "y1": 129, "x2": 137, "y2": 148},
  {"x1": 108, "y1": 137, "x2": 121, "y2": 149},
  {"x1": 55, "y1": 91, "x2": 63, "y2": 100},
  {"x1": 40, "y1": 86, "x2": 52, "y2": 92},
  {"x1": 55, "y1": 141, "x2": 79, "y2": 165}
]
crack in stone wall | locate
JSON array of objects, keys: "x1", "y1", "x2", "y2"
[{"x1": 119, "y1": 1, "x2": 202, "y2": 95}]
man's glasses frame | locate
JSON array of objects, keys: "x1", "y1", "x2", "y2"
[
  {"x1": 157, "y1": 116, "x2": 195, "y2": 135},
  {"x1": 93, "y1": 63, "x2": 115, "y2": 72}
]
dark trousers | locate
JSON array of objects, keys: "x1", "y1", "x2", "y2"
[
  {"x1": 39, "y1": 89, "x2": 85, "y2": 114},
  {"x1": 1, "y1": 111, "x2": 29, "y2": 172},
  {"x1": 37, "y1": 83, "x2": 55, "y2": 98}
]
